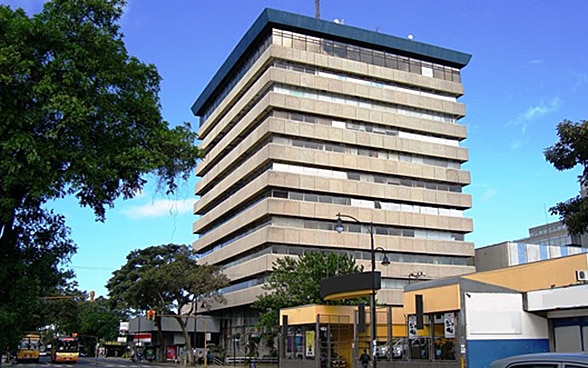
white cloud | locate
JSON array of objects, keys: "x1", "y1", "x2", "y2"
[
  {"x1": 506, "y1": 97, "x2": 562, "y2": 136},
  {"x1": 521, "y1": 97, "x2": 561, "y2": 122},
  {"x1": 122, "y1": 199, "x2": 193, "y2": 219}
]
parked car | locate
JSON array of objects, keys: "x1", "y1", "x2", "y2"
[{"x1": 488, "y1": 352, "x2": 588, "y2": 368}]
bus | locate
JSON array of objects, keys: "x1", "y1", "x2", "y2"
[
  {"x1": 16, "y1": 333, "x2": 41, "y2": 363},
  {"x1": 51, "y1": 336, "x2": 80, "y2": 363}
]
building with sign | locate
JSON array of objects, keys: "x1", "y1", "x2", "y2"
[
  {"x1": 190, "y1": 7, "x2": 474, "y2": 350},
  {"x1": 278, "y1": 253, "x2": 588, "y2": 368},
  {"x1": 401, "y1": 252, "x2": 588, "y2": 368},
  {"x1": 126, "y1": 315, "x2": 219, "y2": 362}
]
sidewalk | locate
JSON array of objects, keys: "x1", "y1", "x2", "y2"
[{"x1": 107, "y1": 357, "x2": 223, "y2": 367}]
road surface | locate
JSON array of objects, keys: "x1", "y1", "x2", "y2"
[{"x1": 4, "y1": 357, "x2": 181, "y2": 368}]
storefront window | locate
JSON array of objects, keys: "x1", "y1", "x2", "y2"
[
  {"x1": 405, "y1": 313, "x2": 458, "y2": 361},
  {"x1": 432, "y1": 313, "x2": 457, "y2": 360}
]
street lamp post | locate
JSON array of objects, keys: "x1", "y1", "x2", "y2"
[{"x1": 335, "y1": 213, "x2": 389, "y2": 368}]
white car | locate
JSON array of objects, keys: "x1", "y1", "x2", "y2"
[{"x1": 488, "y1": 352, "x2": 588, "y2": 368}]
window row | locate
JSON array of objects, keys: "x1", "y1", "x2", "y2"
[
  {"x1": 274, "y1": 60, "x2": 457, "y2": 103},
  {"x1": 271, "y1": 162, "x2": 463, "y2": 193},
  {"x1": 528, "y1": 223, "x2": 566, "y2": 237},
  {"x1": 270, "y1": 189, "x2": 464, "y2": 217},
  {"x1": 272, "y1": 109, "x2": 460, "y2": 147},
  {"x1": 537, "y1": 235, "x2": 574, "y2": 247},
  {"x1": 219, "y1": 275, "x2": 267, "y2": 295},
  {"x1": 273, "y1": 84, "x2": 457, "y2": 124},
  {"x1": 272, "y1": 29, "x2": 462, "y2": 83},
  {"x1": 272, "y1": 216, "x2": 466, "y2": 241},
  {"x1": 272, "y1": 135, "x2": 462, "y2": 169}
]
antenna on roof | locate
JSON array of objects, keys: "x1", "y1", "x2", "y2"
[{"x1": 315, "y1": 0, "x2": 320, "y2": 19}]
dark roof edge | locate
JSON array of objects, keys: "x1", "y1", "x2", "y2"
[{"x1": 191, "y1": 8, "x2": 472, "y2": 116}]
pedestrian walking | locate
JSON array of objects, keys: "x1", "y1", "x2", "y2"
[{"x1": 359, "y1": 349, "x2": 371, "y2": 368}]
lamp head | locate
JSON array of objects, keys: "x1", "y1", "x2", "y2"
[
  {"x1": 381, "y1": 254, "x2": 390, "y2": 266},
  {"x1": 335, "y1": 213, "x2": 344, "y2": 233}
]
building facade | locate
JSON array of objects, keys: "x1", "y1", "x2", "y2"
[
  {"x1": 515, "y1": 184, "x2": 588, "y2": 248},
  {"x1": 516, "y1": 221, "x2": 588, "y2": 248},
  {"x1": 191, "y1": 8, "x2": 475, "y2": 345},
  {"x1": 475, "y1": 241, "x2": 588, "y2": 272},
  {"x1": 402, "y1": 253, "x2": 588, "y2": 368}
]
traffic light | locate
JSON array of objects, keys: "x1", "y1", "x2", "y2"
[{"x1": 147, "y1": 310, "x2": 155, "y2": 321}]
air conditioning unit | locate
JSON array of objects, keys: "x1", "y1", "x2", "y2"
[{"x1": 575, "y1": 270, "x2": 588, "y2": 282}]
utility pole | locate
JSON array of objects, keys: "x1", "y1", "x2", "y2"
[{"x1": 315, "y1": 0, "x2": 320, "y2": 19}]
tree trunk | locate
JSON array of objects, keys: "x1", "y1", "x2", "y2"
[
  {"x1": 156, "y1": 316, "x2": 165, "y2": 363},
  {"x1": 175, "y1": 315, "x2": 194, "y2": 365},
  {"x1": 0, "y1": 213, "x2": 22, "y2": 348}
]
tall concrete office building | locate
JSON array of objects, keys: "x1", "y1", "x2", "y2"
[{"x1": 191, "y1": 9, "x2": 475, "y2": 333}]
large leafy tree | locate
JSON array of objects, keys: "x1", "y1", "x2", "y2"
[
  {"x1": 107, "y1": 244, "x2": 229, "y2": 364},
  {"x1": 0, "y1": 208, "x2": 76, "y2": 350},
  {"x1": 77, "y1": 297, "x2": 126, "y2": 355},
  {"x1": 253, "y1": 252, "x2": 364, "y2": 352},
  {"x1": 544, "y1": 119, "x2": 588, "y2": 235},
  {"x1": 0, "y1": 0, "x2": 201, "y2": 351},
  {"x1": 39, "y1": 290, "x2": 85, "y2": 337}
]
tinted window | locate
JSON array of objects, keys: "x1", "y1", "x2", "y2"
[{"x1": 509, "y1": 364, "x2": 558, "y2": 368}]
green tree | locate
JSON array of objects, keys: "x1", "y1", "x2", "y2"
[
  {"x1": 78, "y1": 297, "x2": 126, "y2": 356},
  {"x1": 39, "y1": 292, "x2": 83, "y2": 337},
  {"x1": 0, "y1": 209, "x2": 77, "y2": 352},
  {"x1": 544, "y1": 119, "x2": 588, "y2": 235},
  {"x1": 38, "y1": 292, "x2": 123, "y2": 356},
  {"x1": 252, "y1": 252, "x2": 363, "y2": 352},
  {"x1": 107, "y1": 244, "x2": 229, "y2": 364},
  {"x1": 0, "y1": 0, "x2": 201, "y2": 351}
]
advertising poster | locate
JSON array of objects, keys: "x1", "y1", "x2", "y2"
[
  {"x1": 305, "y1": 331, "x2": 315, "y2": 357},
  {"x1": 166, "y1": 346, "x2": 177, "y2": 361},
  {"x1": 408, "y1": 315, "x2": 417, "y2": 338},
  {"x1": 444, "y1": 312, "x2": 455, "y2": 338}
]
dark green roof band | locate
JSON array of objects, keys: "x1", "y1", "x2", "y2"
[{"x1": 191, "y1": 8, "x2": 471, "y2": 117}]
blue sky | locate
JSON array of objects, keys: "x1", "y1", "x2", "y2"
[{"x1": 3, "y1": 0, "x2": 587, "y2": 297}]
